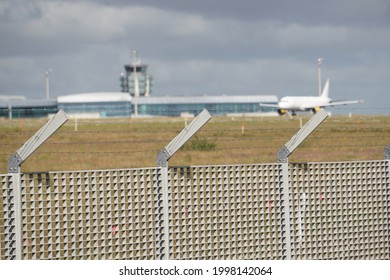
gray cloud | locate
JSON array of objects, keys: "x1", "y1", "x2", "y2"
[
  {"x1": 94, "y1": 0, "x2": 390, "y2": 26},
  {"x1": 0, "y1": 0, "x2": 389, "y2": 114}
]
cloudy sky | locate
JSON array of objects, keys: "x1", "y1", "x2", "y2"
[{"x1": 1, "y1": 0, "x2": 389, "y2": 114}]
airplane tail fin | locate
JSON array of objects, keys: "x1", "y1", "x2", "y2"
[{"x1": 321, "y1": 78, "x2": 330, "y2": 98}]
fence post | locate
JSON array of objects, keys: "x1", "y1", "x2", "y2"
[
  {"x1": 2, "y1": 173, "x2": 19, "y2": 260},
  {"x1": 6, "y1": 110, "x2": 68, "y2": 259},
  {"x1": 385, "y1": 144, "x2": 390, "y2": 260},
  {"x1": 157, "y1": 109, "x2": 212, "y2": 260},
  {"x1": 277, "y1": 109, "x2": 328, "y2": 259},
  {"x1": 10, "y1": 173, "x2": 21, "y2": 260}
]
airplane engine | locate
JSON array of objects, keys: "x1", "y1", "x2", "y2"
[
  {"x1": 277, "y1": 109, "x2": 288, "y2": 115},
  {"x1": 312, "y1": 107, "x2": 321, "y2": 113}
]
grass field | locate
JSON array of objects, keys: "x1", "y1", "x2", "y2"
[{"x1": 1, "y1": 114, "x2": 390, "y2": 173}]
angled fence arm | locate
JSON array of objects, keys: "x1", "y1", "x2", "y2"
[
  {"x1": 277, "y1": 109, "x2": 328, "y2": 259},
  {"x1": 156, "y1": 109, "x2": 212, "y2": 260},
  {"x1": 157, "y1": 109, "x2": 212, "y2": 167},
  {"x1": 8, "y1": 110, "x2": 68, "y2": 173},
  {"x1": 277, "y1": 108, "x2": 328, "y2": 163}
]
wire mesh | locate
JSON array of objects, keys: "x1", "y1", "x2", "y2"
[
  {"x1": 289, "y1": 160, "x2": 390, "y2": 259},
  {"x1": 167, "y1": 164, "x2": 285, "y2": 259},
  {"x1": 19, "y1": 168, "x2": 163, "y2": 259}
]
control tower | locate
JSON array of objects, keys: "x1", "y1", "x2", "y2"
[{"x1": 120, "y1": 50, "x2": 153, "y2": 97}]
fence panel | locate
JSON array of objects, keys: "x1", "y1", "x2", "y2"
[
  {"x1": 19, "y1": 168, "x2": 163, "y2": 259},
  {"x1": 289, "y1": 160, "x2": 389, "y2": 259},
  {"x1": 167, "y1": 164, "x2": 285, "y2": 259}
]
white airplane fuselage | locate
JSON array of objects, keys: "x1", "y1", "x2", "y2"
[
  {"x1": 259, "y1": 78, "x2": 361, "y2": 115},
  {"x1": 278, "y1": 96, "x2": 330, "y2": 112}
]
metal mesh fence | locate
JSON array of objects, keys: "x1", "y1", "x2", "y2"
[
  {"x1": 1, "y1": 160, "x2": 389, "y2": 260},
  {"x1": 167, "y1": 164, "x2": 285, "y2": 259},
  {"x1": 289, "y1": 160, "x2": 390, "y2": 259},
  {"x1": 19, "y1": 169, "x2": 163, "y2": 260}
]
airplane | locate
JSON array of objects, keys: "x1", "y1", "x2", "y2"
[{"x1": 260, "y1": 78, "x2": 363, "y2": 115}]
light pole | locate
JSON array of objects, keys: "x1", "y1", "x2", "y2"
[
  {"x1": 317, "y1": 58, "x2": 323, "y2": 96},
  {"x1": 131, "y1": 50, "x2": 139, "y2": 118},
  {"x1": 45, "y1": 69, "x2": 52, "y2": 100}
]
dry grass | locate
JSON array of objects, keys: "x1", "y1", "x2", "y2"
[
  {"x1": 1, "y1": 114, "x2": 390, "y2": 259},
  {"x1": 0, "y1": 114, "x2": 389, "y2": 173}
]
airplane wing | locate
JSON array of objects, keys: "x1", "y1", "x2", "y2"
[
  {"x1": 299, "y1": 100, "x2": 362, "y2": 111},
  {"x1": 326, "y1": 99, "x2": 363, "y2": 107}
]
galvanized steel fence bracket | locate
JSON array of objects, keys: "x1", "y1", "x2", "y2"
[
  {"x1": 156, "y1": 109, "x2": 212, "y2": 167},
  {"x1": 384, "y1": 144, "x2": 390, "y2": 160},
  {"x1": 7, "y1": 110, "x2": 68, "y2": 173},
  {"x1": 7, "y1": 153, "x2": 23, "y2": 173},
  {"x1": 157, "y1": 148, "x2": 170, "y2": 167},
  {"x1": 277, "y1": 146, "x2": 290, "y2": 163},
  {"x1": 277, "y1": 108, "x2": 328, "y2": 162}
]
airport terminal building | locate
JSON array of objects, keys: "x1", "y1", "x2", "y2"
[
  {"x1": 0, "y1": 51, "x2": 278, "y2": 119},
  {"x1": 0, "y1": 93, "x2": 277, "y2": 119}
]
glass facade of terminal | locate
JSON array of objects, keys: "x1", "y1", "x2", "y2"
[
  {"x1": 0, "y1": 99, "x2": 58, "y2": 119},
  {"x1": 0, "y1": 106, "x2": 58, "y2": 118},
  {"x1": 137, "y1": 102, "x2": 275, "y2": 116},
  {"x1": 58, "y1": 101, "x2": 132, "y2": 117},
  {"x1": 134, "y1": 94, "x2": 278, "y2": 117}
]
